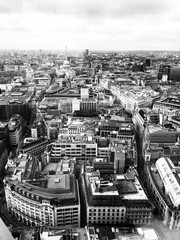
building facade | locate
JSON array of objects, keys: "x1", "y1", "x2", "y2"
[
  {"x1": 110, "y1": 85, "x2": 160, "y2": 114},
  {"x1": 81, "y1": 166, "x2": 153, "y2": 226},
  {"x1": 4, "y1": 154, "x2": 80, "y2": 227},
  {"x1": 45, "y1": 137, "x2": 97, "y2": 162},
  {"x1": 8, "y1": 114, "x2": 26, "y2": 146},
  {"x1": 145, "y1": 157, "x2": 180, "y2": 230},
  {"x1": 20, "y1": 137, "x2": 49, "y2": 157},
  {"x1": 99, "y1": 120, "x2": 135, "y2": 146},
  {"x1": 80, "y1": 99, "x2": 97, "y2": 113},
  {"x1": 0, "y1": 141, "x2": 8, "y2": 181}
]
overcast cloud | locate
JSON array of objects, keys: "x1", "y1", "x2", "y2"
[{"x1": 0, "y1": 0, "x2": 180, "y2": 51}]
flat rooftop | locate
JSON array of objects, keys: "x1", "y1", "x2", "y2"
[
  {"x1": 47, "y1": 174, "x2": 70, "y2": 190},
  {"x1": 147, "y1": 124, "x2": 165, "y2": 134},
  {"x1": 112, "y1": 85, "x2": 159, "y2": 102},
  {"x1": 41, "y1": 227, "x2": 86, "y2": 240},
  {"x1": 19, "y1": 174, "x2": 76, "y2": 199},
  {"x1": 43, "y1": 163, "x2": 58, "y2": 174},
  {"x1": 116, "y1": 179, "x2": 137, "y2": 194},
  {"x1": 88, "y1": 171, "x2": 148, "y2": 200},
  {"x1": 148, "y1": 165, "x2": 173, "y2": 208},
  {"x1": 91, "y1": 226, "x2": 160, "y2": 240},
  {"x1": 0, "y1": 92, "x2": 31, "y2": 105},
  {"x1": 5, "y1": 156, "x2": 77, "y2": 200},
  {"x1": 122, "y1": 176, "x2": 148, "y2": 200}
]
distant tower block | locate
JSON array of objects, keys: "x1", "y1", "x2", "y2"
[
  {"x1": 145, "y1": 58, "x2": 151, "y2": 67},
  {"x1": 84, "y1": 49, "x2": 90, "y2": 57}
]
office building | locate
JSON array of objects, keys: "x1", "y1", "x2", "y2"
[
  {"x1": 59, "y1": 118, "x2": 95, "y2": 136},
  {"x1": 97, "y1": 138, "x2": 111, "y2": 159},
  {"x1": 93, "y1": 158, "x2": 114, "y2": 175},
  {"x1": 143, "y1": 124, "x2": 179, "y2": 145},
  {"x1": 153, "y1": 96, "x2": 180, "y2": 115},
  {"x1": 20, "y1": 137, "x2": 49, "y2": 157},
  {"x1": 145, "y1": 58, "x2": 152, "y2": 67},
  {"x1": 99, "y1": 77, "x2": 111, "y2": 90},
  {"x1": 110, "y1": 85, "x2": 160, "y2": 114},
  {"x1": 45, "y1": 136, "x2": 97, "y2": 163},
  {"x1": 81, "y1": 87, "x2": 89, "y2": 99},
  {"x1": 113, "y1": 146, "x2": 126, "y2": 174},
  {"x1": 8, "y1": 114, "x2": 26, "y2": 146},
  {"x1": 99, "y1": 120, "x2": 135, "y2": 146},
  {"x1": 133, "y1": 109, "x2": 160, "y2": 132},
  {"x1": 0, "y1": 141, "x2": 8, "y2": 181},
  {"x1": 95, "y1": 138, "x2": 136, "y2": 175},
  {"x1": 31, "y1": 125, "x2": 38, "y2": 139},
  {"x1": 4, "y1": 154, "x2": 80, "y2": 227},
  {"x1": 4, "y1": 64, "x2": 19, "y2": 72},
  {"x1": 40, "y1": 227, "x2": 86, "y2": 240},
  {"x1": 0, "y1": 91, "x2": 31, "y2": 121},
  {"x1": 81, "y1": 166, "x2": 153, "y2": 226},
  {"x1": 72, "y1": 98, "x2": 80, "y2": 113},
  {"x1": 80, "y1": 99, "x2": 97, "y2": 113},
  {"x1": 31, "y1": 121, "x2": 46, "y2": 138},
  {"x1": 143, "y1": 123, "x2": 180, "y2": 162},
  {"x1": 157, "y1": 65, "x2": 171, "y2": 80},
  {"x1": 170, "y1": 66, "x2": 180, "y2": 82},
  {"x1": 33, "y1": 73, "x2": 51, "y2": 88},
  {"x1": 145, "y1": 157, "x2": 180, "y2": 229},
  {"x1": 86, "y1": 226, "x2": 160, "y2": 240},
  {"x1": 84, "y1": 48, "x2": 90, "y2": 56}
]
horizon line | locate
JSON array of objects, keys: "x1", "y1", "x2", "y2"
[{"x1": 0, "y1": 49, "x2": 180, "y2": 53}]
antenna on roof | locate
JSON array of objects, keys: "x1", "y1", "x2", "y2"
[{"x1": 65, "y1": 46, "x2": 67, "y2": 60}]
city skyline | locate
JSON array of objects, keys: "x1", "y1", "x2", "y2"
[
  {"x1": 1, "y1": 0, "x2": 180, "y2": 51},
  {"x1": 1, "y1": 29, "x2": 180, "y2": 239}
]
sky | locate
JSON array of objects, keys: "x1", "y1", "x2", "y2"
[{"x1": 0, "y1": 0, "x2": 180, "y2": 51}]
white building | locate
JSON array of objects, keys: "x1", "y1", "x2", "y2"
[
  {"x1": 146, "y1": 157, "x2": 180, "y2": 229},
  {"x1": 81, "y1": 87, "x2": 89, "y2": 99},
  {"x1": 72, "y1": 98, "x2": 80, "y2": 113}
]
